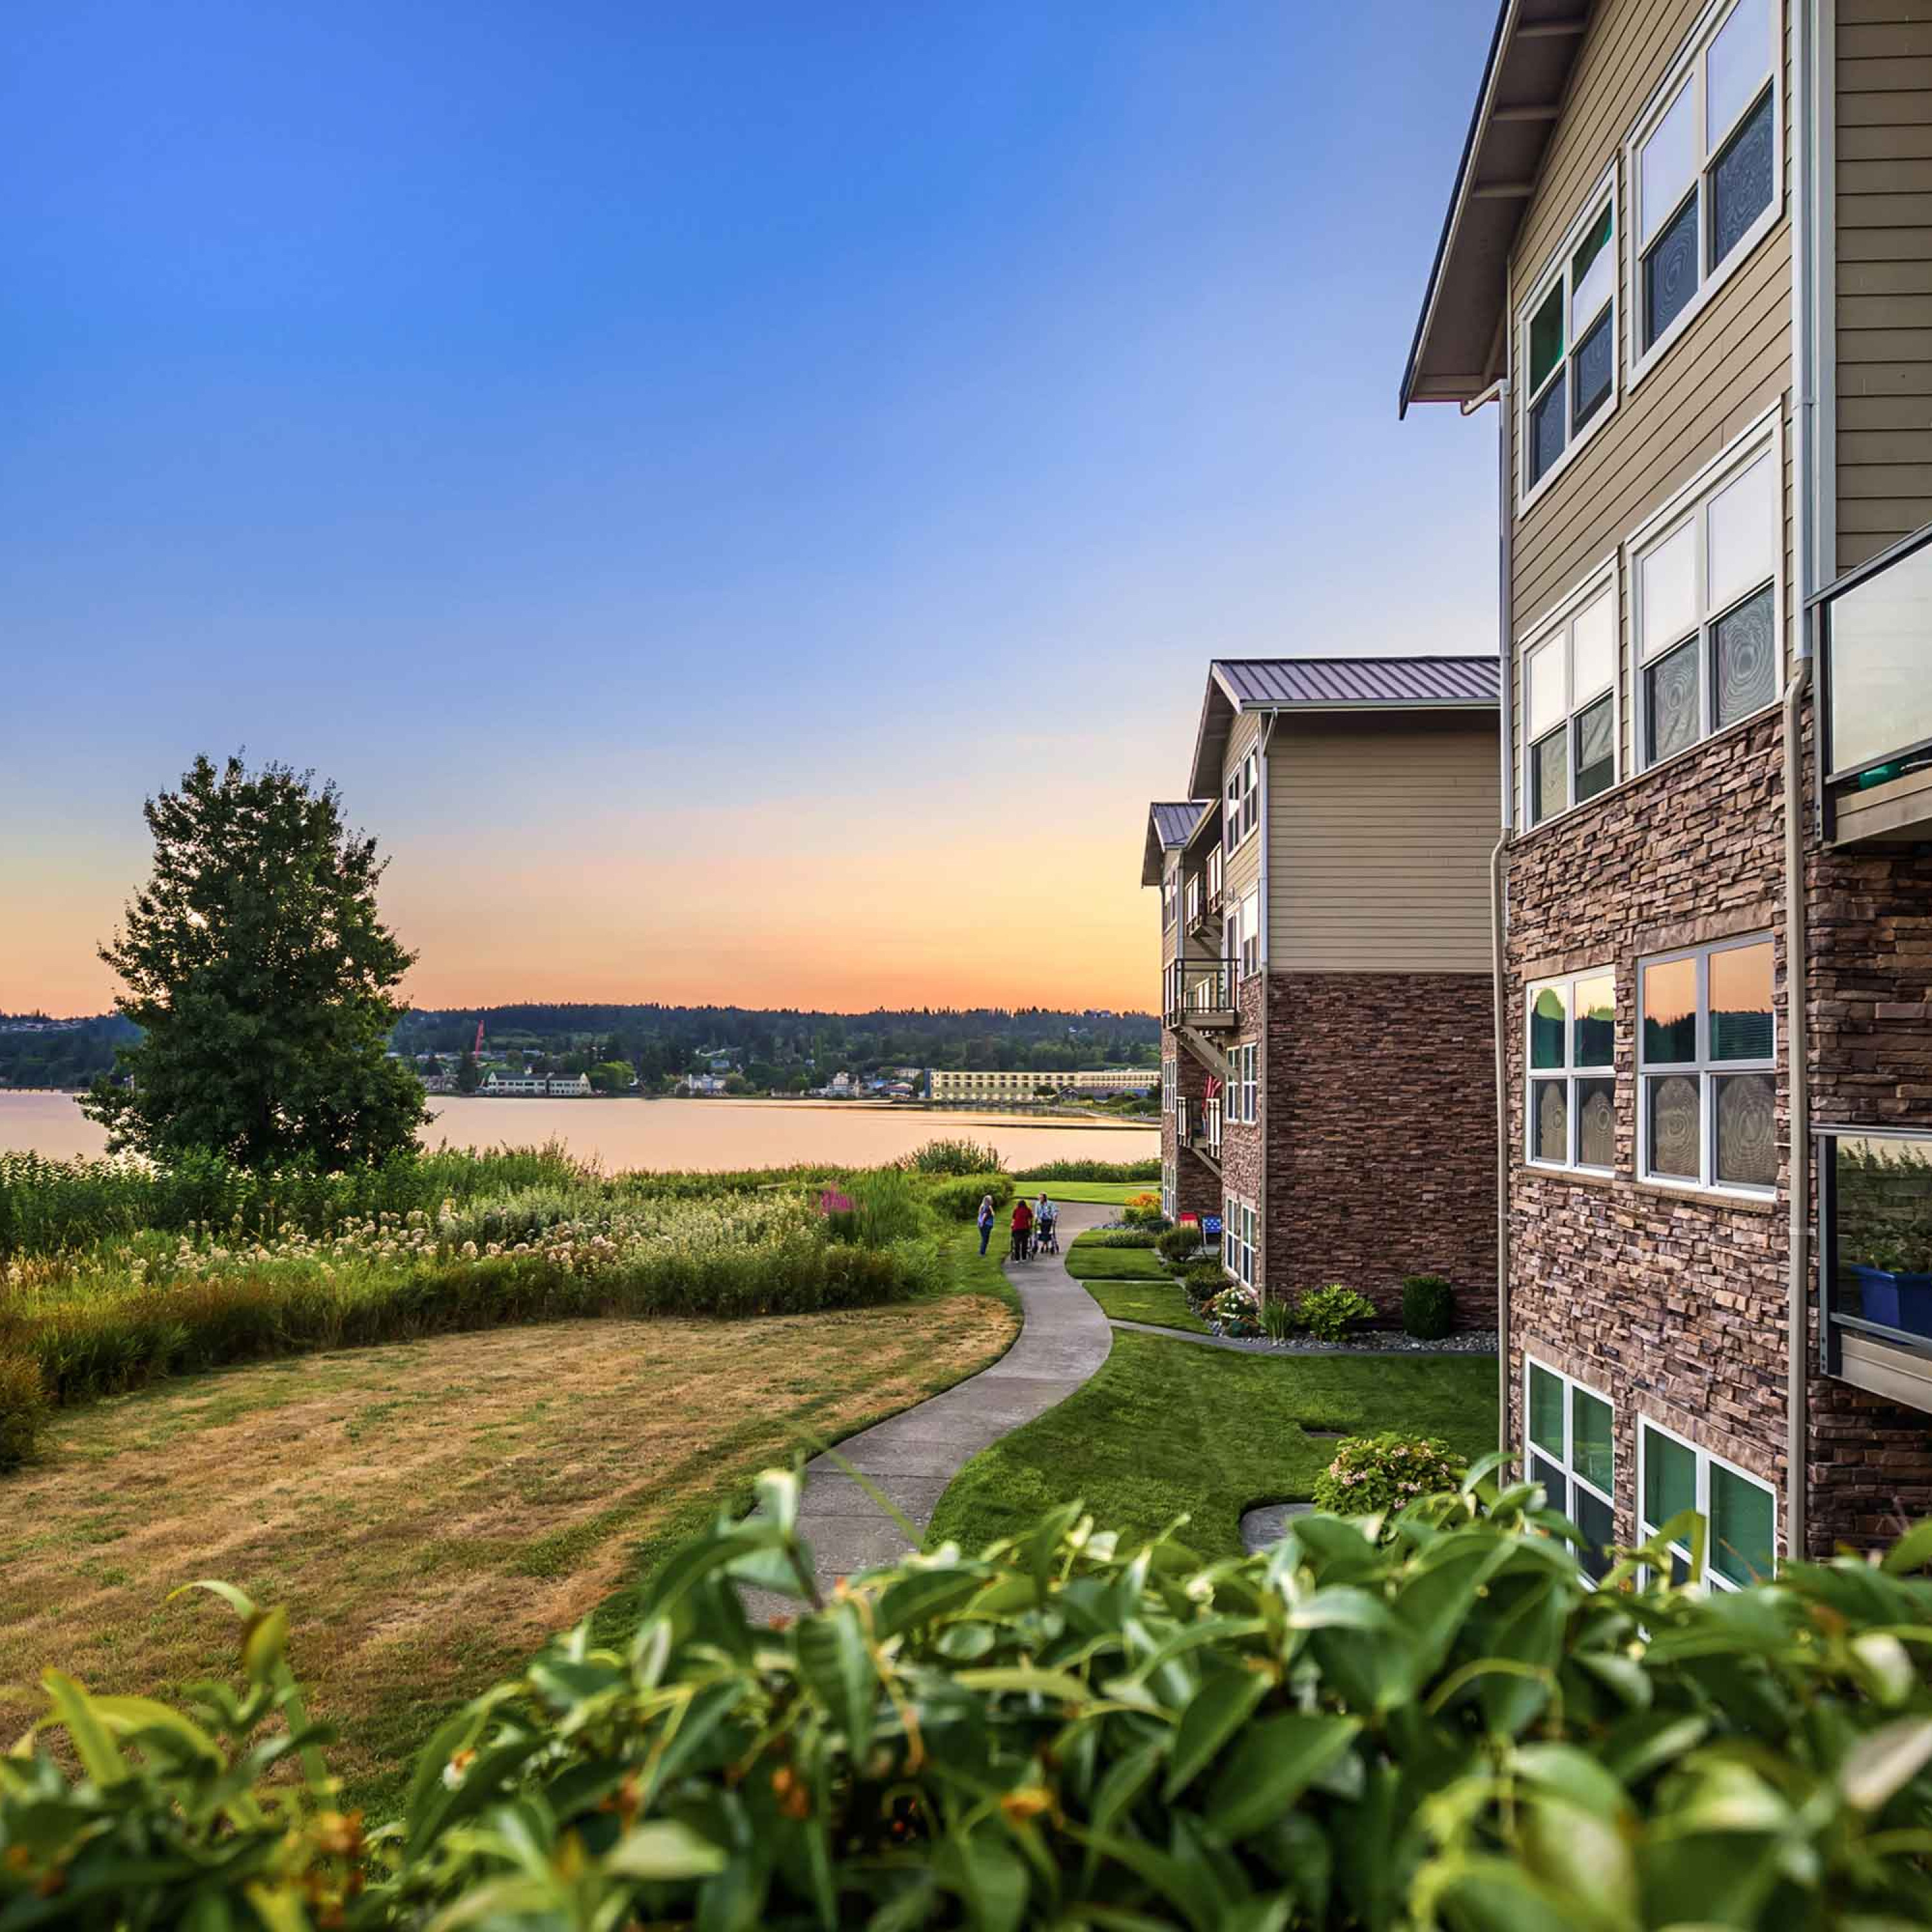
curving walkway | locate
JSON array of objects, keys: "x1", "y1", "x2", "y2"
[{"x1": 739, "y1": 1201, "x2": 1115, "y2": 1614}]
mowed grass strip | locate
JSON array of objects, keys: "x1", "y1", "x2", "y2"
[
  {"x1": 1012, "y1": 1179, "x2": 1144, "y2": 1206},
  {"x1": 0, "y1": 1270, "x2": 1018, "y2": 1820},
  {"x1": 925, "y1": 1331, "x2": 1497, "y2": 1560},
  {"x1": 1061, "y1": 1239, "x2": 1168, "y2": 1282},
  {"x1": 1079, "y1": 1279, "x2": 1210, "y2": 1334}
]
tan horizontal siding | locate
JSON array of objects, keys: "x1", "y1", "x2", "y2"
[
  {"x1": 1267, "y1": 719, "x2": 1497, "y2": 974},
  {"x1": 1222, "y1": 710, "x2": 1262, "y2": 908},
  {"x1": 1837, "y1": 0, "x2": 1932, "y2": 569}
]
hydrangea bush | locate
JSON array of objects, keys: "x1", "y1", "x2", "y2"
[
  {"x1": 1206, "y1": 1282, "x2": 1264, "y2": 1336},
  {"x1": 1312, "y1": 1431, "x2": 1469, "y2": 1522}
]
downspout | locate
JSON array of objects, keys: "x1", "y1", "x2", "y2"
[
  {"x1": 1258, "y1": 712, "x2": 1278, "y2": 1304},
  {"x1": 1467, "y1": 372, "x2": 1513, "y2": 1458},
  {"x1": 1784, "y1": 0, "x2": 1819, "y2": 1565}
]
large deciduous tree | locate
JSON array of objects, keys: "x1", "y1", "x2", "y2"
[{"x1": 82, "y1": 754, "x2": 428, "y2": 1170}]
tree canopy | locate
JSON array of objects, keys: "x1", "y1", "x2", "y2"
[{"x1": 82, "y1": 754, "x2": 426, "y2": 1170}]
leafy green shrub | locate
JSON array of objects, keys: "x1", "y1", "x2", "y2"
[
  {"x1": 1078, "y1": 1228, "x2": 1160, "y2": 1249},
  {"x1": 1205, "y1": 1283, "x2": 1262, "y2": 1336},
  {"x1": 840, "y1": 1167, "x2": 928, "y2": 1247},
  {"x1": 1401, "y1": 1273, "x2": 1455, "y2": 1340},
  {"x1": 1180, "y1": 1260, "x2": 1228, "y2": 1307},
  {"x1": 1119, "y1": 1192, "x2": 1169, "y2": 1230},
  {"x1": 1012, "y1": 1157, "x2": 1160, "y2": 1182},
  {"x1": 1296, "y1": 1282, "x2": 1376, "y2": 1344},
  {"x1": 925, "y1": 1173, "x2": 1015, "y2": 1220},
  {"x1": 898, "y1": 1137, "x2": 1007, "y2": 1177},
  {"x1": 1312, "y1": 1431, "x2": 1468, "y2": 1521},
  {"x1": 1260, "y1": 1294, "x2": 1294, "y2": 1341},
  {"x1": 15, "y1": 1484, "x2": 1932, "y2": 1931},
  {"x1": 1155, "y1": 1222, "x2": 1204, "y2": 1266}
]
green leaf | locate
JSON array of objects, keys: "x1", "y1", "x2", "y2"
[
  {"x1": 1881, "y1": 1517, "x2": 1932, "y2": 1575},
  {"x1": 1841, "y1": 1719, "x2": 1932, "y2": 1813},
  {"x1": 954, "y1": 1667, "x2": 1094, "y2": 1703},
  {"x1": 39, "y1": 1672, "x2": 129, "y2": 1786},
  {"x1": 606, "y1": 1819, "x2": 730, "y2": 1880},
  {"x1": 1162, "y1": 1668, "x2": 1269, "y2": 1801},
  {"x1": 1423, "y1": 1855, "x2": 1587, "y2": 1932},
  {"x1": 1204, "y1": 1713, "x2": 1360, "y2": 1842},
  {"x1": 936, "y1": 1826, "x2": 1030, "y2": 1932},
  {"x1": 875, "y1": 1568, "x2": 988, "y2": 1640},
  {"x1": 794, "y1": 1602, "x2": 876, "y2": 1758}
]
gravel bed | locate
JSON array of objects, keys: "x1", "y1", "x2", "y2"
[{"x1": 1108, "y1": 1318, "x2": 1496, "y2": 1357}]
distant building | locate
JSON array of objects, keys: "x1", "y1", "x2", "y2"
[
  {"x1": 547, "y1": 1073, "x2": 591, "y2": 1097},
  {"x1": 687, "y1": 1073, "x2": 729, "y2": 1097},
  {"x1": 482, "y1": 1071, "x2": 548, "y2": 1096},
  {"x1": 929, "y1": 1069, "x2": 1065, "y2": 1104}
]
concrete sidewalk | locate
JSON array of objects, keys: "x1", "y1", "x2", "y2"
[{"x1": 739, "y1": 1198, "x2": 1115, "y2": 1614}]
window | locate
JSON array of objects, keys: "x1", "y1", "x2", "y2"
[
  {"x1": 1526, "y1": 967, "x2": 1616, "y2": 1171},
  {"x1": 1229, "y1": 1041, "x2": 1257, "y2": 1125},
  {"x1": 1629, "y1": 0, "x2": 1780, "y2": 377},
  {"x1": 1238, "y1": 889, "x2": 1260, "y2": 981},
  {"x1": 1633, "y1": 430, "x2": 1780, "y2": 769},
  {"x1": 1519, "y1": 178, "x2": 1618, "y2": 501},
  {"x1": 1638, "y1": 1419, "x2": 1776, "y2": 1589},
  {"x1": 1638, "y1": 934, "x2": 1776, "y2": 1193},
  {"x1": 1525, "y1": 1359, "x2": 1616, "y2": 1581},
  {"x1": 1223, "y1": 1192, "x2": 1256, "y2": 1286},
  {"x1": 1183, "y1": 873, "x2": 1200, "y2": 927},
  {"x1": 1162, "y1": 870, "x2": 1176, "y2": 928},
  {"x1": 1206, "y1": 843, "x2": 1223, "y2": 905},
  {"x1": 1162, "y1": 1054, "x2": 1177, "y2": 1115},
  {"x1": 1524, "y1": 575, "x2": 1618, "y2": 824},
  {"x1": 1224, "y1": 748, "x2": 1258, "y2": 853}
]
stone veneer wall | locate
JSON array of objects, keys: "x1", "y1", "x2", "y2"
[
  {"x1": 1262, "y1": 969, "x2": 1495, "y2": 1321},
  {"x1": 1504, "y1": 698, "x2": 1932, "y2": 1559},
  {"x1": 1215, "y1": 972, "x2": 1268, "y2": 1280}
]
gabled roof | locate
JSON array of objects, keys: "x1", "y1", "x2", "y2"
[
  {"x1": 1141, "y1": 800, "x2": 1209, "y2": 887},
  {"x1": 1187, "y1": 657, "x2": 1501, "y2": 799},
  {"x1": 1400, "y1": 1, "x2": 1597, "y2": 415}
]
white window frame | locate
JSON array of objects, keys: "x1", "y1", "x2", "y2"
[
  {"x1": 1206, "y1": 842, "x2": 1223, "y2": 904},
  {"x1": 1184, "y1": 873, "x2": 1200, "y2": 927},
  {"x1": 1625, "y1": 0, "x2": 1783, "y2": 388},
  {"x1": 1637, "y1": 1416, "x2": 1778, "y2": 1590},
  {"x1": 1236, "y1": 1041, "x2": 1257, "y2": 1125},
  {"x1": 1636, "y1": 932, "x2": 1777, "y2": 1198},
  {"x1": 1162, "y1": 1053, "x2": 1177, "y2": 1116},
  {"x1": 1522, "y1": 1356, "x2": 1617, "y2": 1581},
  {"x1": 1519, "y1": 562, "x2": 1621, "y2": 828},
  {"x1": 1517, "y1": 169, "x2": 1621, "y2": 511},
  {"x1": 1224, "y1": 747, "x2": 1258, "y2": 855},
  {"x1": 1222, "y1": 1191, "x2": 1256, "y2": 1287},
  {"x1": 1524, "y1": 965, "x2": 1617, "y2": 1174},
  {"x1": 1162, "y1": 868, "x2": 1177, "y2": 929},
  {"x1": 1238, "y1": 889, "x2": 1260, "y2": 981},
  {"x1": 1627, "y1": 411, "x2": 1784, "y2": 773}
]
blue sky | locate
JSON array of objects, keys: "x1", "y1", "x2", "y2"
[{"x1": 3, "y1": 0, "x2": 1501, "y2": 1014}]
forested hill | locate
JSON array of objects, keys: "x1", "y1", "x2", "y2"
[
  {"x1": 392, "y1": 1003, "x2": 1159, "y2": 1075},
  {"x1": 0, "y1": 1014, "x2": 139, "y2": 1090}
]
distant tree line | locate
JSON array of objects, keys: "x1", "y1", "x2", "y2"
[{"x1": 0, "y1": 1015, "x2": 140, "y2": 1091}]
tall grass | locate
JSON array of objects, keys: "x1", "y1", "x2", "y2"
[
  {"x1": 1012, "y1": 1158, "x2": 1161, "y2": 1183},
  {"x1": 895, "y1": 1139, "x2": 1008, "y2": 1177}
]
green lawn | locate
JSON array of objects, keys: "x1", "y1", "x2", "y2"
[
  {"x1": 1063, "y1": 1239, "x2": 1168, "y2": 1282},
  {"x1": 925, "y1": 1331, "x2": 1497, "y2": 1560},
  {"x1": 1016, "y1": 1179, "x2": 1148, "y2": 1206},
  {"x1": 1079, "y1": 1278, "x2": 1210, "y2": 1334}
]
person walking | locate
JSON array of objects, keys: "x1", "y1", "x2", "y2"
[
  {"x1": 976, "y1": 1193, "x2": 996, "y2": 1256},
  {"x1": 1010, "y1": 1195, "x2": 1034, "y2": 1262}
]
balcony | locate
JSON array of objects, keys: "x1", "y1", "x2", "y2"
[
  {"x1": 1163, "y1": 958, "x2": 1237, "y2": 1032},
  {"x1": 1174, "y1": 1095, "x2": 1223, "y2": 1169},
  {"x1": 1819, "y1": 526, "x2": 1932, "y2": 848},
  {"x1": 1816, "y1": 1126, "x2": 1932, "y2": 1415}
]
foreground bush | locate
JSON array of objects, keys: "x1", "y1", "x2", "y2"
[
  {"x1": 897, "y1": 1137, "x2": 1007, "y2": 1177},
  {"x1": 11, "y1": 1478, "x2": 1932, "y2": 1929}
]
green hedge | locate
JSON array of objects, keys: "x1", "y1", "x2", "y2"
[
  {"x1": 1012, "y1": 1157, "x2": 1161, "y2": 1182},
  {"x1": 12, "y1": 1479, "x2": 1932, "y2": 1929},
  {"x1": 924, "y1": 1173, "x2": 1016, "y2": 1221}
]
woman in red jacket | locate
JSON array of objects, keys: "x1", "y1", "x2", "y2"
[{"x1": 1010, "y1": 1196, "x2": 1034, "y2": 1262}]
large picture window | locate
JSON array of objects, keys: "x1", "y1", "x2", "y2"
[
  {"x1": 1519, "y1": 178, "x2": 1618, "y2": 502},
  {"x1": 1628, "y1": 0, "x2": 1780, "y2": 378},
  {"x1": 1638, "y1": 1419, "x2": 1776, "y2": 1589},
  {"x1": 1523, "y1": 574, "x2": 1618, "y2": 824},
  {"x1": 1638, "y1": 934, "x2": 1776, "y2": 1194},
  {"x1": 1633, "y1": 429, "x2": 1780, "y2": 769},
  {"x1": 1526, "y1": 1359, "x2": 1616, "y2": 1581},
  {"x1": 1527, "y1": 967, "x2": 1616, "y2": 1172}
]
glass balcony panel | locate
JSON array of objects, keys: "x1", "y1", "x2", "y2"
[
  {"x1": 1828, "y1": 537, "x2": 1932, "y2": 778},
  {"x1": 1832, "y1": 1134, "x2": 1932, "y2": 1340}
]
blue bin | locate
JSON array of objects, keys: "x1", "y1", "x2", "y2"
[{"x1": 1850, "y1": 1265, "x2": 1932, "y2": 1338}]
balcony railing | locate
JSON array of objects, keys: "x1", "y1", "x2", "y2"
[
  {"x1": 1815, "y1": 1124, "x2": 1932, "y2": 1415},
  {"x1": 1163, "y1": 958, "x2": 1236, "y2": 1030},
  {"x1": 1819, "y1": 524, "x2": 1932, "y2": 846},
  {"x1": 1200, "y1": 1095, "x2": 1224, "y2": 1157}
]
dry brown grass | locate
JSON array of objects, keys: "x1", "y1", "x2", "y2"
[{"x1": 0, "y1": 1296, "x2": 1014, "y2": 1807}]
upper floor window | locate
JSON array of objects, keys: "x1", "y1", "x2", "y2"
[
  {"x1": 1231, "y1": 889, "x2": 1260, "y2": 981},
  {"x1": 1225, "y1": 749, "x2": 1258, "y2": 853},
  {"x1": 1633, "y1": 428, "x2": 1780, "y2": 770},
  {"x1": 1184, "y1": 873, "x2": 1200, "y2": 927},
  {"x1": 1519, "y1": 179, "x2": 1617, "y2": 504},
  {"x1": 1162, "y1": 870, "x2": 1176, "y2": 928},
  {"x1": 1639, "y1": 1419, "x2": 1776, "y2": 1589},
  {"x1": 1638, "y1": 934, "x2": 1776, "y2": 1195},
  {"x1": 1527, "y1": 967, "x2": 1616, "y2": 1172},
  {"x1": 1629, "y1": 0, "x2": 1781, "y2": 380},
  {"x1": 1232, "y1": 1041, "x2": 1257, "y2": 1124},
  {"x1": 1524, "y1": 575, "x2": 1618, "y2": 824}
]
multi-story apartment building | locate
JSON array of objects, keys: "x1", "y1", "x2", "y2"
[
  {"x1": 1404, "y1": 0, "x2": 1932, "y2": 1569},
  {"x1": 1142, "y1": 658, "x2": 1501, "y2": 1320}
]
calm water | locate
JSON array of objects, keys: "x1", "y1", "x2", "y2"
[{"x1": 0, "y1": 1090, "x2": 1158, "y2": 1173}]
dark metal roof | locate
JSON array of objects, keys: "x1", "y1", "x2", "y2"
[
  {"x1": 1141, "y1": 800, "x2": 1211, "y2": 887},
  {"x1": 1150, "y1": 801, "x2": 1209, "y2": 846},
  {"x1": 1400, "y1": 1, "x2": 1597, "y2": 415},
  {"x1": 1211, "y1": 656, "x2": 1500, "y2": 709}
]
